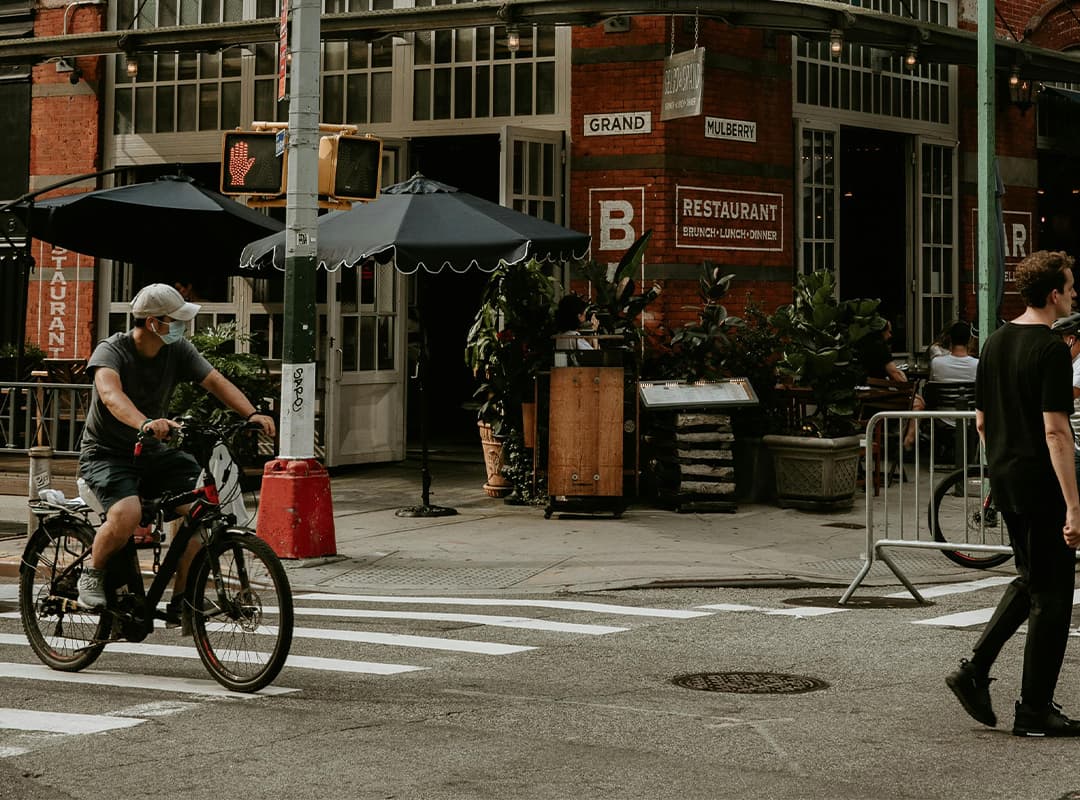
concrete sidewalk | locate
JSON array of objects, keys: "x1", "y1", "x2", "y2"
[{"x1": 0, "y1": 455, "x2": 1012, "y2": 596}]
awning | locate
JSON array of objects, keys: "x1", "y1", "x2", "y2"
[{"x1": 1041, "y1": 85, "x2": 1080, "y2": 104}]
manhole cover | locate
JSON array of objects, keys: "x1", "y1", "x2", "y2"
[
  {"x1": 672, "y1": 671, "x2": 829, "y2": 694},
  {"x1": 785, "y1": 595, "x2": 928, "y2": 609}
]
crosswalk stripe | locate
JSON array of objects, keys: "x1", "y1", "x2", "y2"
[
  {"x1": 0, "y1": 633, "x2": 424, "y2": 676},
  {"x1": 911, "y1": 608, "x2": 995, "y2": 628},
  {"x1": 885, "y1": 576, "x2": 1014, "y2": 599},
  {"x1": 695, "y1": 603, "x2": 847, "y2": 617},
  {"x1": 0, "y1": 662, "x2": 297, "y2": 697},
  {"x1": 275, "y1": 607, "x2": 627, "y2": 635},
  {"x1": 0, "y1": 707, "x2": 145, "y2": 734},
  {"x1": 292, "y1": 594, "x2": 711, "y2": 619},
  {"x1": 239, "y1": 624, "x2": 535, "y2": 655}
]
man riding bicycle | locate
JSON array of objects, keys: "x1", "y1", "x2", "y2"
[{"x1": 76, "y1": 283, "x2": 276, "y2": 627}]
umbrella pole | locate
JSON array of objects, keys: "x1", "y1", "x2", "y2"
[{"x1": 396, "y1": 277, "x2": 456, "y2": 518}]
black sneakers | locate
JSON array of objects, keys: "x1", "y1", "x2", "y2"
[
  {"x1": 946, "y1": 658, "x2": 996, "y2": 727},
  {"x1": 1013, "y1": 702, "x2": 1080, "y2": 737}
]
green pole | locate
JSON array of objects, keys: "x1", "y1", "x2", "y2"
[
  {"x1": 977, "y1": 0, "x2": 1000, "y2": 345},
  {"x1": 279, "y1": 0, "x2": 319, "y2": 459}
]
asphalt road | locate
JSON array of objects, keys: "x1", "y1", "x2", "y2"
[{"x1": 1, "y1": 578, "x2": 1079, "y2": 800}]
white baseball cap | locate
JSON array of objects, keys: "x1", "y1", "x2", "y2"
[{"x1": 130, "y1": 283, "x2": 200, "y2": 321}]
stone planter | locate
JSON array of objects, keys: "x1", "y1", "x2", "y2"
[
  {"x1": 762, "y1": 433, "x2": 862, "y2": 511},
  {"x1": 478, "y1": 421, "x2": 512, "y2": 498}
]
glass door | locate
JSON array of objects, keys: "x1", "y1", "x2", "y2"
[{"x1": 914, "y1": 137, "x2": 958, "y2": 354}]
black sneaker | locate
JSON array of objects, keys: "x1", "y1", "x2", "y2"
[
  {"x1": 1013, "y1": 702, "x2": 1080, "y2": 737},
  {"x1": 165, "y1": 595, "x2": 218, "y2": 636},
  {"x1": 946, "y1": 658, "x2": 996, "y2": 727}
]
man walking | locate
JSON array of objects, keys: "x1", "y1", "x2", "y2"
[{"x1": 946, "y1": 250, "x2": 1080, "y2": 736}]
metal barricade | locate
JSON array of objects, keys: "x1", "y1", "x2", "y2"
[
  {"x1": 840, "y1": 409, "x2": 1012, "y2": 604},
  {"x1": 0, "y1": 381, "x2": 92, "y2": 456}
]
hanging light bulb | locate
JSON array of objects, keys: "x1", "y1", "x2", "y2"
[
  {"x1": 125, "y1": 55, "x2": 138, "y2": 77},
  {"x1": 1009, "y1": 66, "x2": 1020, "y2": 87},
  {"x1": 506, "y1": 25, "x2": 521, "y2": 54},
  {"x1": 829, "y1": 29, "x2": 843, "y2": 58},
  {"x1": 904, "y1": 44, "x2": 918, "y2": 70}
]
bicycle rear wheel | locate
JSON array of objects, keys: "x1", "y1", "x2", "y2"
[
  {"x1": 929, "y1": 466, "x2": 1011, "y2": 569},
  {"x1": 19, "y1": 519, "x2": 109, "y2": 671},
  {"x1": 189, "y1": 529, "x2": 293, "y2": 693}
]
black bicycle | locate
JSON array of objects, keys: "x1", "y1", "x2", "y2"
[
  {"x1": 928, "y1": 465, "x2": 1011, "y2": 569},
  {"x1": 18, "y1": 418, "x2": 294, "y2": 693}
]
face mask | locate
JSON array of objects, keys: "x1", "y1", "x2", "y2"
[{"x1": 154, "y1": 319, "x2": 186, "y2": 345}]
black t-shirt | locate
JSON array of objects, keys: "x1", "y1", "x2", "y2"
[
  {"x1": 975, "y1": 322, "x2": 1073, "y2": 513},
  {"x1": 856, "y1": 333, "x2": 893, "y2": 379},
  {"x1": 81, "y1": 332, "x2": 213, "y2": 458}
]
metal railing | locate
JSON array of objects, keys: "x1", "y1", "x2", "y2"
[
  {"x1": 0, "y1": 381, "x2": 92, "y2": 456},
  {"x1": 840, "y1": 409, "x2": 1012, "y2": 604}
]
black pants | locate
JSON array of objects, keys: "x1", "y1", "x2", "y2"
[{"x1": 971, "y1": 507, "x2": 1076, "y2": 708}]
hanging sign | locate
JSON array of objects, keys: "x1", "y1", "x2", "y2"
[
  {"x1": 676, "y1": 186, "x2": 784, "y2": 252},
  {"x1": 277, "y1": 0, "x2": 289, "y2": 101},
  {"x1": 661, "y1": 47, "x2": 705, "y2": 121}
]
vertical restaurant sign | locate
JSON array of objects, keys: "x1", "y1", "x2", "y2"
[
  {"x1": 661, "y1": 47, "x2": 705, "y2": 121},
  {"x1": 277, "y1": 0, "x2": 289, "y2": 100},
  {"x1": 676, "y1": 186, "x2": 784, "y2": 251},
  {"x1": 969, "y1": 209, "x2": 1031, "y2": 295}
]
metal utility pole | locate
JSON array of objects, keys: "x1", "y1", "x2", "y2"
[
  {"x1": 977, "y1": 0, "x2": 1000, "y2": 344},
  {"x1": 256, "y1": 0, "x2": 338, "y2": 560},
  {"x1": 280, "y1": 0, "x2": 319, "y2": 458}
]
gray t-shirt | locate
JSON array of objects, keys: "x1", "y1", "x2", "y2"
[{"x1": 81, "y1": 331, "x2": 213, "y2": 458}]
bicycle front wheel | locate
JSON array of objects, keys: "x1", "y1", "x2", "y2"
[
  {"x1": 929, "y1": 466, "x2": 1012, "y2": 569},
  {"x1": 19, "y1": 519, "x2": 109, "y2": 671},
  {"x1": 189, "y1": 530, "x2": 293, "y2": 693}
]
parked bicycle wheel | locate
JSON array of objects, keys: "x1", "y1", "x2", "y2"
[
  {"x1": 19, "y1": 518, "x2": 109, "y2": 671},
  {"x1": 929, "y1": 466, "x2": 1011, "y2": 569},
  {"x1": 188, "y1": 529, "x2": 293, "y2": 692}
]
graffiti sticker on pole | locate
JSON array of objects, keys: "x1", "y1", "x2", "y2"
[{"x1": 676, "y1": 186, "x2": 784, "y2": 251}]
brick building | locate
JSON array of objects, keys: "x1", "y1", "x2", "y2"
[{"x1": 3, "y1": 0, "x2": 1080, "y2": 464}]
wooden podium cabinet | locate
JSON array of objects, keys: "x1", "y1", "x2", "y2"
[{"x1": 545, "y1": 365, "x2": 625, "y2": 517}]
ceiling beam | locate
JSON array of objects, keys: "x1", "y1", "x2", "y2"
[{"x1": 0, "y1": 0, "x2": 1078, "y2": 82}]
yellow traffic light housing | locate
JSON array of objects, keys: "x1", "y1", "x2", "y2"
[{"x1": 318, "y1": 134, "x2": 383, "y2": 202}]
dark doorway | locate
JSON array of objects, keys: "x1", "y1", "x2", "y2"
[
  {"x1": 1038, "y1": 152, "x2": 1080, "y2": 258},
  {"x1": 839, "y1": 127, "x2": 909, "y2": 350},
  {"x1": 406, "y1": 134, "x2": 500, "y2": 448}
]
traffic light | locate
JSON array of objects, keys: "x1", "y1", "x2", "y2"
[
  {"x1": 220, "y1": 131, "x2": 286, "y2": 196},
  {"x1": 318, "y1": 134, "x2": 382, "y2": 202}
]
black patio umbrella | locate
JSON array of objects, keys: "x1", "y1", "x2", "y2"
[
  {"x1": 240, "y1": 173, "x2": 591, "y2": 516},
  {"x1": 14, "y1": 174, "x2": 284, "y2": 271}
]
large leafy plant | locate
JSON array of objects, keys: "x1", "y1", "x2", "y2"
[
  {"x1": 770, "y1": 269, "x2": 884, "y2": 437},
  {"x1": 464, "y1": 259, "x2": 559, "y2": 434},
  {"x1": 169, "y1": 322, "x2": 276, "y2": 462}
]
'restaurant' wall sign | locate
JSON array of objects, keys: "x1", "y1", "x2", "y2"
[{"x1": 676, "y1": 186, "x2": 784, "y2": 252}]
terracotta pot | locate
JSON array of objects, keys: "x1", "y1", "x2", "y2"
[{"x1": 478, "y1": 421, "x2": 512, "y2": 498}]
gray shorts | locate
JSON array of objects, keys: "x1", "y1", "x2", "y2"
[{"x1": 79, "y1": 447, "x2": 202, "y2": 513}]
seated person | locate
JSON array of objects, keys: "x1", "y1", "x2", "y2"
[
  {"x1": 554, "y1": 294, "x2": 598, "y2": 351},
  {"x1": 928, "y1": 321, "x2": 978, "y2": 383},
  {"x1": 857, "y1": 319, "x2": 925, "y2": 448}
]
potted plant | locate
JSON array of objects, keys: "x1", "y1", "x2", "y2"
[
  {"x1": 464, "y1": 259, "x2": 558, "y2": 498},
  {"x1": 763, "y1": 269, "x2": 885, "y2": 511}
]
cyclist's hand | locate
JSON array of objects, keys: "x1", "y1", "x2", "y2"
[
  {"x1": 248, "y1": 413, "x2": 276, "y2": 439},
  {"x1": 1064, "y1": 506, "x2": 1080, "y2": 548},
  {"x1": 142, "y1": 418, "x2": 181, "y2": 441}
]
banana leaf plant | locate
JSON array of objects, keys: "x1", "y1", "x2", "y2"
[{"x1": 769, "y1": 269, "x2": 885, "y2": 437}]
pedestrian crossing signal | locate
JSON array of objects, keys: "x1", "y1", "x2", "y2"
[
  {"x1": 220, "y1": 131, "x2": 286, "y2": 196},
  {"x1": 318, "y1": 134, "x2": 382, "y2": 202}
]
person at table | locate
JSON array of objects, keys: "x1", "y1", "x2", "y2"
[
  {"x1": 928, "y1": 320, "x2": 979, "y2": 383},
  {"x1": 554, "y1": 294, "x2": 598, "y2": 351},
  {"x1": 857, "y1": 319, "x2": 926, "y2": 447}
]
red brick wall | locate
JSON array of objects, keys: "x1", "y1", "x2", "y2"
[
  {"x1": 25, "y1": 6, "x2": 105, "y2": 359},
  {"x1": 570, "y1": 18, "x2": 796, "y2": 336}
]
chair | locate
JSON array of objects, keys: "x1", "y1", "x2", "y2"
[
  {"x1": 922, "y1": 381, "x2": 977, "y2": 466},
  {"x1": 858, "y1": 378, "x2": 918, "y2": 496}
]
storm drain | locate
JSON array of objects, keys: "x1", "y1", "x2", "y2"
[{"x1": 672, "y1": 672, "x2": 829, "y2": 694}]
